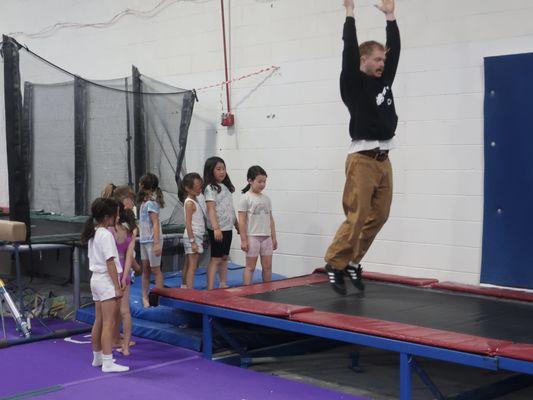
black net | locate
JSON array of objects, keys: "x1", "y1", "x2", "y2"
[{"x1": 2, "y1": 37, "x2": 195, "y2": 234}]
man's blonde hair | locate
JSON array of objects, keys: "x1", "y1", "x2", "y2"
[{"x1": 359, "y1": 40, "x2": 386, "y2": 57}]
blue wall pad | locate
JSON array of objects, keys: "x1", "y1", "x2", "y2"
[
  {"x1": 482, "y1": 52, "x2": 533, "y2": 289},
  {"x1": 160, "y1": 262, "x2": 286, "y2": 289}
]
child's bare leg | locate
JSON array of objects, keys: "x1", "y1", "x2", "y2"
[
  {"x1": 141, "y1": 260, "x2": 151, "y2": 307},
  {"x1": 101, "y1": 297, "x2": 129, "y2": 372},
  {"x1": 113, "y1": 299, "x2": 122, "y2": 347},
  {"x1": 91, "y1": 301, "x2": 103, "y2": 352},
  {"x1": 100, "y1": 298, "x2": 118, "y2": 355},
  {"x1": 120, "y1": 285, "x2": 132, "y2": 356},
  {"x1": 182, "y1": 256, "x2": 189, "y2": 288},
  {"x1": 186, "y1": 253, "x2": 199, "y2": 290},
  {"x1": 260, "y1": 255, "x2": 273, "y2": 282},
  {"x1": 218, "y1": 256, "x2": 229, "y2": 288},
  {"x1": 207, "y1": 257, "x2": 220, "y2": 290},
  {"x1": 152, "y1": 266, "x2": 164, "y2": 289},
  {"x1": 243, "y1": 257, "x2": 258, "y2": 285}
]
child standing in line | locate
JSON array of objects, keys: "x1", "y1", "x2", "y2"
[
  {"x1": 203, "y1": 157, "x2": 239, "y2": 290},
  {"x1": 81, "y1": 198, "x2": 129, "y2": 373},
  {"x1": 137, "y1": 173, "x2": 165, "y2": 307},
  {"x1": 178, "y1": 173, "x2": 206, "y2": 290},
  {"x1": 238, "y1": 166, "x2": 277, "y2": 285},
  {"x1": 102, "y1": 184, "x2": 138, "y2": 356}
]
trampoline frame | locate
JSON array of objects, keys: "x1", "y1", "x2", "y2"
[{"x1": 157, "y1": 275, "x2": 533, "y2": 400}]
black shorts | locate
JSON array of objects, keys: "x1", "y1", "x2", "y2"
[{"x1": 207, "y1": 229, "x2": 232, "y2": 258}]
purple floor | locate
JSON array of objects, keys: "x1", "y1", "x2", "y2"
[
  {"x1": 1, "y1": 317, "x2": 88, "y2": 341},
  {"x1": 1, "y1": 332, "x2": 366, "y2": 400}
]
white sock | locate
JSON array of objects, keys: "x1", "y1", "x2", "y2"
[
  {"x1": 101, "y1": 353, "x2": 129, "y2": 373},
  {"x1": 180, "y1": 284, "x2": 188, "y2": 289},
  {"x1": 92, "y1": 351, "x2": 103, "y2": 367}
]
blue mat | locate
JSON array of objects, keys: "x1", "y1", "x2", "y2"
[
  {"x1": 482, "y1": 53, "x2": 533, "y2": 288},
  {"x1": 77, "y1": 263, "x2": 285, "y2": 349}
]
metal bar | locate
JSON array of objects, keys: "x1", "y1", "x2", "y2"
[
  {"x1": 499, "y1": 358, "x2": 533, "y2": 375},
  {"x1": 158, "y1": 297, "x2": 500, "y2": 371},
  {"x1": 211, "y1": 318, "x2": 247, "y2": 357},
  {"x1": 13, "y1": 244, "x2": 23, "y2": 313},
  {"x1": 410, "y1": 357, "x2": 446, "y2": 400},
  {"x1": 74, "y1": 77, "x2": 88, "y2": 215},
  {"x1": 2, "y1": 35, "x2": 31, "y2": 235},
  {"x1": 73, "y1": 247, "x2": 80, "y2": 315},
  {"x1": 124, "y1": 77, "x2": 133, "y2": 187},
  {"x1": 400, "y1": 353, "x2": 412, "y2": 400},
  {"x1": 0, "y1": 244, "x2": 71, "y2": 252},
  {"x1": 220, "y1": 0, "x2": 231, "y2": 113},
  {"x1": 202, "y1": 313, "x2": 213, "y2": 360},
  {"x1": 132, "y1": 65, "x2": 145, "y2": 192}
]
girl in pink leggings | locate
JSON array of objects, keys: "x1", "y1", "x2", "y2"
[{"x1": 238, "y1": 166, "x2": 278, "y2": 285}]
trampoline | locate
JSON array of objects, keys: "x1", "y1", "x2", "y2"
[{"x1": 153, "y1": 271, "x2": 533, "y2": 400}]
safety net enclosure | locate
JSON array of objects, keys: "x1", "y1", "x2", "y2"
[{"x1": 2, "y1": 35, "x2": 195, "y2": 240}]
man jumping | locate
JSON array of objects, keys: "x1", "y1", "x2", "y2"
[{"x1": 324, "y1": 0, "x2": 400, "y2": 295}]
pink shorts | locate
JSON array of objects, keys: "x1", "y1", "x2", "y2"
[{"x1": 246, "y1": 236, "x2": 273, "y2": 258}]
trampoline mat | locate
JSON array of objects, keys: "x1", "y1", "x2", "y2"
[
  {"x1": 1, "y1": 215, "x2": 183, "y2": 244},
  {"x1": 30, "y1": 219, "x2": 84, "y2": 239},
  {"x1": 247, "y1": 281, "x2": 533, "y2": 344}
]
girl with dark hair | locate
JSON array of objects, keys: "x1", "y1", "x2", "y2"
[
  {"x1": 81, "y1": 197, "x2": 129, "y2": 373},
  {"x1": 102, "y1": 184, "x2": 138, "y2": 356},
  {"x1": 137, "y1": 173, "x2": 165, "y2": 307},
  {"x1": 238, "y1": 166, "x2": 277, "y2": 285},
  {"x1": 203, "y1": 157, "x2": 238, "y2": 290},
  {"x1": 178, "y1": 172, "x2": 206, "y2": 289}
]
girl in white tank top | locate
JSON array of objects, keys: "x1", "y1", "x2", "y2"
[{"x1": 179, "y1": 173, "x2": 206, "y2": 289}]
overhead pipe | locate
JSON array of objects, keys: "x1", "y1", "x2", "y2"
[{"x1": 220, "y1": 0, "x2": 234, "y2": 126}]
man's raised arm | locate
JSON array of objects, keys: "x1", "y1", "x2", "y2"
[
  {"x1": 377, "y1": 0, "x2": 400, "y2": 85},
  {"x1": 340, "y1": 0, "x2": 361, "y2": 106}
]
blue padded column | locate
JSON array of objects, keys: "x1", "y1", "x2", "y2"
[{"x1": 482, "y1": 53, "x2": 533, "y2": 289}]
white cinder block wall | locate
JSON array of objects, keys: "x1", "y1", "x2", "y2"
[{"x1": 2, "y1": 0, "x2": 533, "y2": 284}]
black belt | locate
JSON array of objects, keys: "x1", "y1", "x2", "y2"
[{"x1": 358, "y1": 149, "x2": 389, "y2": 162}]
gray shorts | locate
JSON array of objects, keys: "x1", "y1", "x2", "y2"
[
  {"x1": 140, "y1": 241, "x2": 163, "y2": 267},
  {"x1": 183, "y1": 233, "x2": 205, "y2": 255}
]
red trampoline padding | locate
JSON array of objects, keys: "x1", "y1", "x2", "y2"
[
  {"x1": 223, "y1": 274, "x2": 328, "y2": 297},
  {"x1": 291, "y1": 310, "x2": 512, "y2": 356},
  {"x1": 430, "y1": 282, "x2": 533, "y2": 303},
  {"x1": 497, "y1": 343, "x2": 533, "y2": 362},
  {"x1": 313, "y1": 268, "x2": 437, "y2": 287},
  {"x1": 153, "y1": 288, "x2": 314, "y2": 317},
  {"x1": 362, "y1": 272, "x2": 438, "y2": 287}
]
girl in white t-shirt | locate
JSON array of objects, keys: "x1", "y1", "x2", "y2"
[
  {"x1": 81, "y1": 198, "x2": 128, "y2": 373},
  {"x1": 238, "y1": 166, "x2": 277, "y2": 285},
  {"x1": 203, "y1": 157, "x2": 239, "y2": 290},
  {"x1": 178, "y1": 172, "x2": 206, "y2": 290}
]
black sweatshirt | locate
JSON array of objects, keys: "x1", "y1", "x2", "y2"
[{"x1": 340, "y1": 17, "x2": 400, "y2": 141}]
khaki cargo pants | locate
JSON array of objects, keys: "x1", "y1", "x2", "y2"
[{"x1": 324, "y1": 152, "x2": 393, "y2": 270}]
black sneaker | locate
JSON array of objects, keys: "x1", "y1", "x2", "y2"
[
  {"x1": 325, "y1": 264, "x2": 347, "y2": 295},
  {"x1": 346, "y1": 264, "x2": 365, "y2": 291}
]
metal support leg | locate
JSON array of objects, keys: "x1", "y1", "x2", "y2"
[
  {"x1": 410, "y1": 356, "x2": 446, "y2": 400},
  {"x1": 13, "y1": 243, "x2": 23, "y2": 313},
  {"x1": 202, "y1": 313, "x2": 213, "y2": 359},
  {"x1": 400, "y1": 353, "x2": 413, "y2": 400},
  {"x1": 73, "y1": 246, "x2": 80, "y2": 315},
  {"x1": 211, "y1": 318, "x2": 252, "y2": 367},
  {"x1": 350, "y1": 350, "x2": 364, "y2": 373}
]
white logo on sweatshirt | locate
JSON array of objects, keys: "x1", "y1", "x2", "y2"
[{"x1": 376, "y1": 86, "x2": 391, "y2": 106}]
